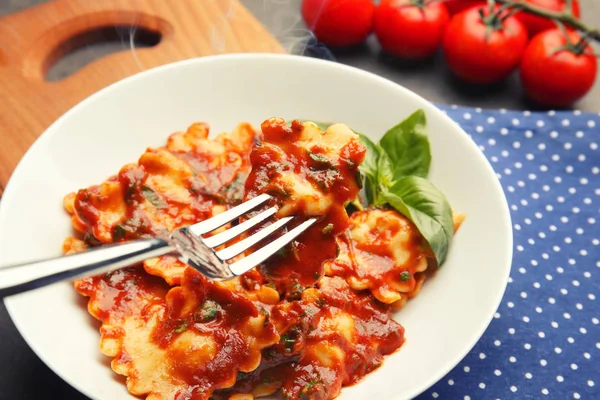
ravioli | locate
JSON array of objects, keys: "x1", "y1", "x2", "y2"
[
  {"x1": 65, "y1": 118, "x2": 461, "y2": 400},
  {"x1": 63, "y1": 122, "x2": 258, "y2": 285},
  {"x1": 76, "y1": 267, "x2": 279, "y2": 400},
  {"x1": 325, "y1": 208, "x2": 465, "y2": 307},
  {"x1": 214, "y1": 277, "x2": 405, "y2": 400},
  {"x1": 243, "y1": 118, "x2": 366, "y2": 285}
]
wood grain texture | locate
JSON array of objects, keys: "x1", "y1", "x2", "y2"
[{"x1": 0, "y1": 0, "x2": 284, "y2": 191}]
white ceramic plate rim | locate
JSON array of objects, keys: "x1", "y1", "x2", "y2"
[{"x1": 1, "y1": 54, "x2": 512, "y2": 400}]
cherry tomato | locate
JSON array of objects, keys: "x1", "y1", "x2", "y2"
[
  {"x1": 520, "y1": 29, "x2": 597, "y2": 108},
  {"x1": 445, "y1": 0, "x2": 485, "y2": 15},
  {"x1": 443, "y1": 5, "x2": 528, "y2": 84},
  {"x1": 374, "y1": 0, "x2": 450, "y2": 59},
  {"x1": 302, "y1": 0, "x2": 375, "y2": 47},
  {"x1": 515, "y1": 0, "x2": 580, "y2": 37}
]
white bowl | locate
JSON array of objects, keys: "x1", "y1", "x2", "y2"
[{"x1": 0, "y1": 54, "x2": 512, "y2": 400}]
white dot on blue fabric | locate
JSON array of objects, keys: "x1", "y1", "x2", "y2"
[{"x1": 418, "y1": 106, "x2": 600, "y2": 400}]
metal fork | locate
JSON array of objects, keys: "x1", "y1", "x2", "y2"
[{"x1": 0, "y1": 193, "x2": 317, "y2": 298}]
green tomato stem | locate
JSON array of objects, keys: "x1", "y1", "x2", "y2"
[
  {"x1": 565, "y1": 0, "x2": 574, "y2": 17},
  {"x1": 495, "y1": 0, "x2": 600, "y2": 43}
]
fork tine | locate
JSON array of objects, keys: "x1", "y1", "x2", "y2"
[
  {"x1": 215, "y1": 216, "x2": 293, "y2": 261},
  {"x1": 228, "y1": 218, "x2": 317, "y2": 276},
  {"x1": 188, "y1": 193, "x2": 272, "y2": 236},
  {"x1": 201, "y1": 207, "x2": 277, "y2": 248}
]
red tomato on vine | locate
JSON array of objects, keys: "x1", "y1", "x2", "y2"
[
  {"x1": 515, "y1": 0, "x2": 580, "y2": 37},
  {"x1": 520, "y1": 29, "x2": 597, "y2": 108},
  {"x1": 374, "y1": 0, "x2": 450, "y2": 60},
  {"x1": 302, "y1": 0, "x2": 375, "y2": 47},
  {"x1": 443, "y1": 5, "x2": 529, "y2": 84}
]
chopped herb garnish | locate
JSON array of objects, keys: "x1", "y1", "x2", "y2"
[
  {"x1": 223, "y1": 173, "x2": 246, "y2": 204},
  {"x1": 260, "y1": 308, "x2": 271, "y2": 327},
  {"x1": 400, "y1": 271, "x2": 411, "y2": 282},
  {"x1": 316, "y1": 297, "x2": 327, "y2": 307},
  {"x1": 308, "y1": 151, "x2": 330, "y2": 164},
  {"x1": 175, "y1": 320, "x2": 188, "y2": 333},
  {"x1": 112, "y1": 224, "x2": 127, "y2": 241},
  {"x1": 280, "y1": 332, "x2": 297, "y2": 352},
  {"x1": 313, "y1": 271, "x2": 321, "y2": 280},
  {"x1": 270, "y1": 188, "x2": 291, "y2": 199},
  {"x1": 142, "y1": 185, "x2": 166, "y2": 208},
  {"x1": 299, "y1": 380, "x2": 321, "y2": 399},
  {"x1": 213, "y1": 195, "x2": 226, "y2": 204},
  {"x1": 265, "y1": 281, "x2": 277, "y2": 290},
  {"x1": 193, "y1": 300, "x2": 219, "y2": 323},
  {"x1": 307, "y1": 150, "x2": 335, "y2": 170},
  {"x1": 322, "y1": 223, "x2": 334, "y2": 235},
  {"x1": 275, "y1": 246, "x2": 289, "y2": 258},
  {"x1": 84, "y1": 232, "x2": 102, "y2": 247},
  {"x1": 287, "y1": 282, "x2": 305, "y2": 301}
]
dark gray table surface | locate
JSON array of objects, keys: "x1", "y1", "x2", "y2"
[{"x1": 0, "y1": 1, "x2": 599, "y2": 399}]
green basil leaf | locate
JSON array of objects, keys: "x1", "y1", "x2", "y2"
[
  {"x1": 377, "y1": 149, "x2": 394, "y2": 189},
  {"x1": 364, "y1": 174, "x2": 377, "y2": 205},
  {"x1": 357, "y1": 133, "x2": 379, "y2": 178},
  {"x1": 142, "y1": 186, "x2": 166, "y2": 208},
  {"x1": 358, "y1": 133, "x2": 395, "y2": 204},
  {"x1": 380, "y1": 109, "x2": 431, "y2": 178},
  {"x1": 380, "y1": 176, "x2": 453, "y2": 266},
  {"x1": 358, "y1": 133, "x2": 380, "y2": 205}
]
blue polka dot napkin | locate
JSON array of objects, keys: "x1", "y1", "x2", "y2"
[{"x1": 415, "y1": 105, "x2": 599, "y2": 400}]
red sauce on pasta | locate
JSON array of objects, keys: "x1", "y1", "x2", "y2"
[{"x1": 67, "y1": 120, "x2": 415, "y2": 400}]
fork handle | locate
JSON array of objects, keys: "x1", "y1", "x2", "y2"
[{"x1": 0, "y1": 238, "x2": 175, "y2": 298}]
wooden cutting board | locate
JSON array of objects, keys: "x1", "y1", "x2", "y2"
[{"x1": 0, "y1": 0, "x2": 285, "y2": 196}]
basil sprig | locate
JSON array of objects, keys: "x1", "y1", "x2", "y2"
[
  {"x1": 298, "y1": 111, "x2": 454, "y2": 266},
  {"x1": 360, "y1": 110, "x2": 453, "y2": 267}
]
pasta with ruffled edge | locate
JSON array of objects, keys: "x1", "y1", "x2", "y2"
[
  {"x1": 62, "y1": 117, "x2": 463, "y2": 400},
  {"x1": 243, "y1": 118, "x2": 365, "y2": 285},
  {"x1": 75, "y1": 266, "x2": 279, "y2": 400},
  {"x1": 324, "y1": 208, "x2": 465, "y2": 307},
  {"x1": 213, "y1": 276, "x2": 405, "y2": 400},
  {"x1": 63, "y1": 122, "x2": 258, "y2": 285}
]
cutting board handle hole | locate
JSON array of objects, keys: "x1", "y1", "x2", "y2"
[{"x1": 44, "y1": 25, "x2": 162, "y2": 82}]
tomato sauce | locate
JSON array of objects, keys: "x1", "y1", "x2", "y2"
[
  {"x1": 244, "y1": 119, "x2": 365, "y2": 286},
  {"x1": 74, "y1": 267, "x2": 169, "y2": 323},
  {"x1": 148, "y1": 268, "x2": 279, "y2": 398},
  {"x1": 69, "y1": 120, "x2": 413, "y2": 400},
  {"x1": 214, "y1": 277, "x2": 405, "y2": 400}
]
